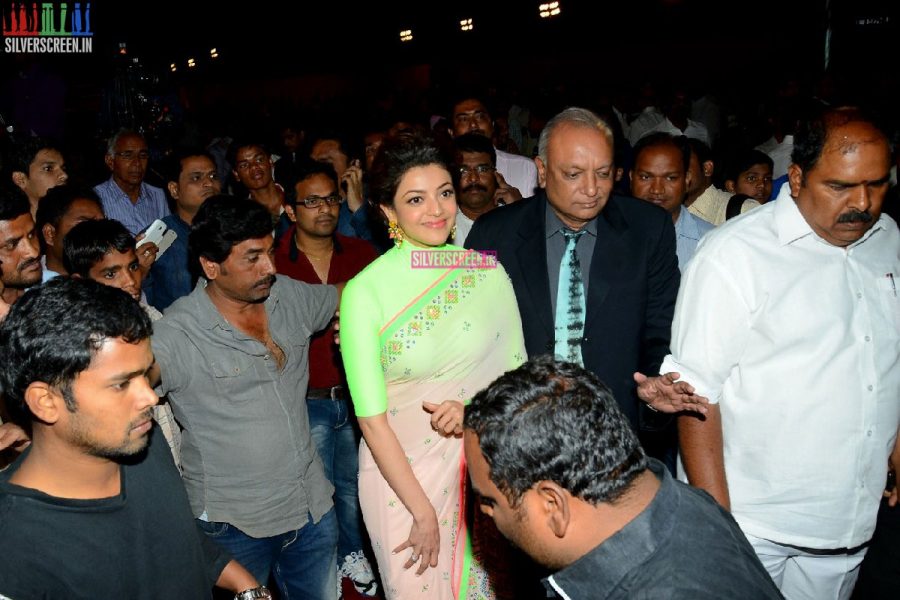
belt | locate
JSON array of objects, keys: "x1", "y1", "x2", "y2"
[
  {"x1": 780, "y1": 540, "x2": 870, "y2": 556},
  {"x1": 307, "y1": 385, "x2": 346, "y2": 400}
]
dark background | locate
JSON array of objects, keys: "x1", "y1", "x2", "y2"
[{"x1": 0, "y1": 0, "x2": 896, "y2": 163}]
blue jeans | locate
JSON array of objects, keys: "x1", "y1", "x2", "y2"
[
  {"x1": 197, "y1": 509, "x2": 337, "y2": 600},
  {"x1": 307, "y1": 396, "x2": 365, "y2": 563}
]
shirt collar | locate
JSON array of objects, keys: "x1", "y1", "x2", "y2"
[
  {"x1": 191, "y1": 277, "x2": 281, "y2": 332},
  {"x1": 774, "y1": 182, "x2": 884, "y2": 248},
  {"x1": 543, "y1": 459, "x2": 675, "y2": 596}
]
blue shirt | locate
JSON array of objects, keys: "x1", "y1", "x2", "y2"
[
  {"x1": 94, "y1": 177, "x2": 170, "y2": 236},
  {"x1": 144, "y1": 214, "x2": 192, "y2": 311},
  {"x1": 674, "y1": 205, "x2": 714, "y2": 270},
  {"x1": 336, "y1": 202, "x2": 373, "y2": 242}
]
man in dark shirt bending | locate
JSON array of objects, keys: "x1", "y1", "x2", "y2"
[{"x1": 463, "y1": 356, "x2": 782, "y2": 600}]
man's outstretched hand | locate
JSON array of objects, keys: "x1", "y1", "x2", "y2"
[{"x1": 634, "y1": 371, "x2": 709, "y2": 414}]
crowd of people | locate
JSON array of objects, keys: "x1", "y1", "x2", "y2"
[{"x1": 0, "y1": 81, "x2": 897, "y2": 600}]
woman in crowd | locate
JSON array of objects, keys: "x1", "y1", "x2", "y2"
[{"x1": 339, "y1": 134, "x2": 525, "y2": 599}]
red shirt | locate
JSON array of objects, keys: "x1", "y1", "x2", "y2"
[{"x1": 275, "y1": 228, "x2": 378, "y2": 389}]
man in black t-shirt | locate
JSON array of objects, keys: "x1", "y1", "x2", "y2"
[{"x1": 0, "y1": 278, "x2": 267, "y2": 600}]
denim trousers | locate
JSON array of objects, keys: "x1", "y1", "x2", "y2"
[
  {"x1": 306, "y1": 396, "x2": 366, "y2": 562},
  {"x1": 197, "y1": 509, "x2": 338, "y2": 600}
]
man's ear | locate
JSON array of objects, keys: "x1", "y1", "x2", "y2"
[
  {"x1": 24, "y1": 382, "x2": 65, "y2": 425},
  {"x1": 42, "y1": 222, "x2": 57, "y2": 247},
  {"x1": 11, "y1": 171, "x2": 28, "y2": 192},
  {"x1": 104, "y1": 153, "x2": 115, "y2": 172},
  {"x1": 788, "y1": 163, "x2": 803, "y2": 197},
  {"x1": 535, "y1": 157, "x2": 547, "y2": 189},
  {"x1": 167, "y1": 181, "x2": 180, "y2": 200},
  {"x1": 198, "y1": 256, "x2": 220, "y2": 281},
  {"x1": 702, "y1": 159, "x2": 715, "y2": 178},
  {"x1": 283, "y1": 203, "x2": 297, "y2": 223},
  {"x1": 533, "y1": 480, "x2": 571, "y2": 539}
]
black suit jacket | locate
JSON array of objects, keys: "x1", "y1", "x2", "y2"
[{"x1": 466, "y1": 190, "x2": 680, "y2": 429}]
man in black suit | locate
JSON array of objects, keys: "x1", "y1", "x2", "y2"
[{"x1": 466, "y1": 107, "x2": 706, "y2": 446}]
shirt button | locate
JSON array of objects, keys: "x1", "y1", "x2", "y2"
[
  {"x1": 865, "y1": 335, "x2": 871, "y2": 342},
  {"x1": 857, "y1": 292, "x2": 863, "y2": 299},
  {"x1": 867, "y1": 385, "x2": 873, "y2": 391},
  {"x1": 264, "y1": 355, "x2": 270, "y2": 361},
  {"x1": 867, "y1": 430, "x2": 873, "y2": 437}
]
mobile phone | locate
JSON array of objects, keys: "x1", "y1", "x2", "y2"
[
  {"x1": 156, "y1": 229, "x2": 178, "y2": 258},
  {"x1": 137, "y1": 219, "x2": 167, "y2": 248}
]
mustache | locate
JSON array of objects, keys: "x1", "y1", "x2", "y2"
[
  {"x1": 130, "y1": 409, "x2": 154, "y2": 430},
  {"x1": 18, "y1": 257, "x2": 40, "y2": 272},
  {"x1": 462, "y1": 184, "x2": 488, "y2": 193},
  {"x1": 254, "y1": 274, "x2": 276, "y2": 288},
  {"x1": 837, "y1": 210, "x2": 873, "y2": 224}
]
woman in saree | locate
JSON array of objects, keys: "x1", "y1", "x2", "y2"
[{"x1": 339, "y1": 135, "x2": 526, "y2": 600}]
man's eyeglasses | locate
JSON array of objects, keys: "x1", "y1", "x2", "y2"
[
  {"x1": 115, "y1": 150, "x2": 150, "y2": 161},
  {"x1": 297, "y1": 194, "x2": 342, "y2": 209},
  {"x1": 458, "y1": 165, "x2": 495, "y2": 177}
]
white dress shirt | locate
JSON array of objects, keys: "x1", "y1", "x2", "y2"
[
  {"x1": 645, "y1": 117, "x2": 710, "y2": 147},
  {"x1": 452, "y1": 208, "x2": 475, "y2": 246},
  {"x1": 495, "y1": 149, "x2": 538, "y2": 198},
  {"x1": 662, "y1": 186, "x2": 900, "y2": 549},
  {"x1": 756, "y1": 134, "x2": 794, "y2": 180}
]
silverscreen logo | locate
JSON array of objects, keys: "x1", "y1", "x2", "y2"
[{"x1": 2, "y1": 2, "x2": 92, "y2": 53}]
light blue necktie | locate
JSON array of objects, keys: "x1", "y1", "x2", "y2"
[{"x1": 554, "y1": 229, "x2": 586, "y2": 366}]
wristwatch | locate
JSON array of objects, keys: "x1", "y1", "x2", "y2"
[{"x1": 234, "y1": 586, "x2": 272, "y2": 600}]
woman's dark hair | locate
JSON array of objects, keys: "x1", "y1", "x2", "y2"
[{"x1": 367, "y1": 133, "x2": 451, "y2": 225}]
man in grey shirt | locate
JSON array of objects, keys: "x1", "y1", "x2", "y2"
[{"x1": 151, "y1": 196, "x2": 339, "y2": 600}]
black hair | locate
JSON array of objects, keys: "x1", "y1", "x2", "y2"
[
  {"x1": 0, "y1": 183, "x2": 32, "y2": 222},
  {"x1": 189, "y1": 194, "x2": 273, "y2": 269},
  {"x1": 723, "y1": 149, "x2": 774, "y2": 183},
  {"x1": 308, "y1": 130, "x2": 363, "y2": 167},
  {"x1": 226, "y1": 139, "x2": 269, "y2": 173},
  {"x1": 63, "y1": 218, "x2": 136, "y2": 277},
  {"x1": 792, "y1": 106, "x2": 893, "y2": 181},
  {"x1": 452, "y1": 133, "x2": 497, "y2": 165},
  {"x1": 632, "y1": 132, "x2": 690, "y2": 174},
  {"x1": 163, "y1": 147, "x2": 217, "y2": 185},
  {"x1": 6, "y1": 136, "x2": 60, "y2": 174},
  {"x1": 283, "y1": 160, "x2": 339, "y2": 205},
  {"x1": 0, "y1": 277, "x2": 151, "y2": 428},
  {"x1": 686, "y1": 137, "x2": 713, "y2": 165},
  {"x1": 465, "y1": 355, "x2": 647, "y2": 507},
  {"x1": 34, "y1": 187, "x2": 103, "y2": 251},
  {"x1": 368, "y1": 134, "x2": 451, "y2": 225}
]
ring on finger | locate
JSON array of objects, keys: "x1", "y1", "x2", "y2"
[{"x1": 410, "y1": 552, "x2": 419, "y2": 562}]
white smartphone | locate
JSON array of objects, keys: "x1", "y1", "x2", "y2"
[
  {"x1": 137, "y1": 219, "x2": 167, "y2": 248},
  {"x1": 155, "y1": 228, "x2": 178, "y2": 258}
]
